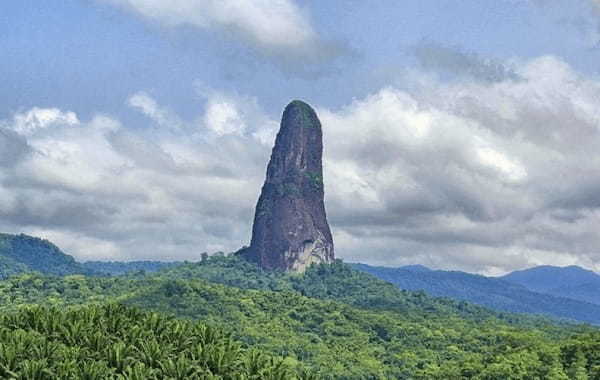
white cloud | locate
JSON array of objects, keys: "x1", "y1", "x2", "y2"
[
  {"x1": 475, "y1": 146, "x2": 527, "y2": 182},
  {"x1": 27, "y1": 229, "x2": 122, "y2": 262},
  {"x1": 128, "y1": 92, "x2": 182, "y2": 131},
  {"x1": 196, "y1": 89, "x2": 278, "y2": 143},
  {"x1": 318, "y1": 55, "x2": 600, "y2": 274},
  {"x1": 0, "y1": 93, "x2": 275, "y2": 263},
  {"x1": 251, "y1": 121, "x2": 279, "y2": 146},
  {"x1": 10, "y1": 107, "x2": 79, "y2": 136},
  {"x1": 4, "y1": 56, "x2": 600, "y2": 274},
  {"x1": 204, "y1": 99, "x2": 246, "y2": 136},
  {"x1": 102, "y1": 0, "x2": 327, "y2": 63}
]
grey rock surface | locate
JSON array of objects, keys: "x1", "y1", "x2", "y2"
[{"x1": 243, "y1": 100, "x2": 334, "y2": 271}]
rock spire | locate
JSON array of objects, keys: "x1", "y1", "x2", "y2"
[{"x1": 243, "y1": 100, "x2": 334, "y2": 272}]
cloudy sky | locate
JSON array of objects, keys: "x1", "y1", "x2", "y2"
[{"x1": 2, "y1": 1, "x2": 600, "y2": 275}]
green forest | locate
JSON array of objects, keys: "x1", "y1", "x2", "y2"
[
  {"x1": 0, "y1": 304, "x2": 309, "y2": 379},
  {"x1": 0, "y1": 254, "x2": 599, "y2": 379}
]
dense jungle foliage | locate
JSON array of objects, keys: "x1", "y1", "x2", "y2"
[
  {"x1": 82, "y1": 260, "x2": 182, "y2": 276},
  {"x1": 0, "y1": 304, "x2": 313, "y2": 379},
  {"x1": 0, "y1": 255, "x2": 599, "y2": 379}
]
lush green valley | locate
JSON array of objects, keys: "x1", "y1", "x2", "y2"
[{"x1": 1, "y1": 256, "x2": 599, "y2": 379}]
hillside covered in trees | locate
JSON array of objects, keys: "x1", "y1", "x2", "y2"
[
  {"x1": 1, "y1": 254, "x2": 599, "y2": 379},
  {"x1": 501, "y1": 265, "x2": 600, "y2": 306},
  {"x1": 352, "y1": 263, "x2": 600, "y2": 324},
  {"x1": 0, "y1": 233, "x2": 91, "y2": 278}
]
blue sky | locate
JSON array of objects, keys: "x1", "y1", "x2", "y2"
[
  {"x1": 2, "y1": 0, "x2": 600, "y2": 274},
  {"x1": 4, "y1": 0, "x2": 599, "y2": 119}
]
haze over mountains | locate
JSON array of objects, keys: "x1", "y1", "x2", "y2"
[
  {"x1": 353, "y1": 263, "x2": 600, "y2": 325},
  {"x1": 354, "y1": 262, "x2": 600, "y2": 308},
  {"x1": 500, "y1": 265, "x2": 600, "y2": 305}
]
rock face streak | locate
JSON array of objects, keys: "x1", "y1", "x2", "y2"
[{"x1": 244, "y1": 100, "x2": 334, "y2": 272}]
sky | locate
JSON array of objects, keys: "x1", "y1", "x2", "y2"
[{"x1": 2, "y1": 0, "x2": 600, "y2": 275}]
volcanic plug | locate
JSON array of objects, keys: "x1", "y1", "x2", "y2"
[{"x1": 243, "y1": 100, "x2": 334, "y2": 272}]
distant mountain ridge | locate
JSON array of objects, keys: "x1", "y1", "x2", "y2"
[
  {"x1": 352, "y1": 263, "x2": 600, "y2": 324},
  {"x1": 500, "y1": 265, "x2": 600, "y2": 292},
  {"x1": 399, "y1": 264, "x2": 431, "y2": 272},
  {"x1": 500, "y1": 265, "x2": 600, "y2": 306}
]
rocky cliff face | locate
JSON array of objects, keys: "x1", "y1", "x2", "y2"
[{"x1": 243, "y1": 100, "x2": 334, "y2": 272}]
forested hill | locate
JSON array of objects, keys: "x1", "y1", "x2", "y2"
[
  {"x1": 1, "y1": 256, "x2": 598, "y2": 378},
  {"x1": 156, "y1": 257, "x2": 535, "y2": 323},
  {"x1": 0, "y1": 233, "x2": 91, "y2": 278},
  {"x1": 352, "y1": 263, "x2": 600, "y2": 325},
  {"x1": 501, "y1": 265, "x2": 600, "y2": 306},
  {"x1": 501, "y1": 265, "x2": 600, "y2": 293},
  {"x1": 0, "y1": 233, "x2": 183, "y2": 277},
  {"x1": 82, "y1": 260, "x2": 181, "y2": 275},
  {"x1": 2, "y1": 233, "x2": 600, "y2": 377},
  {"x1": 3, "y1": 231, "x2": 600, "y2": 325}
]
